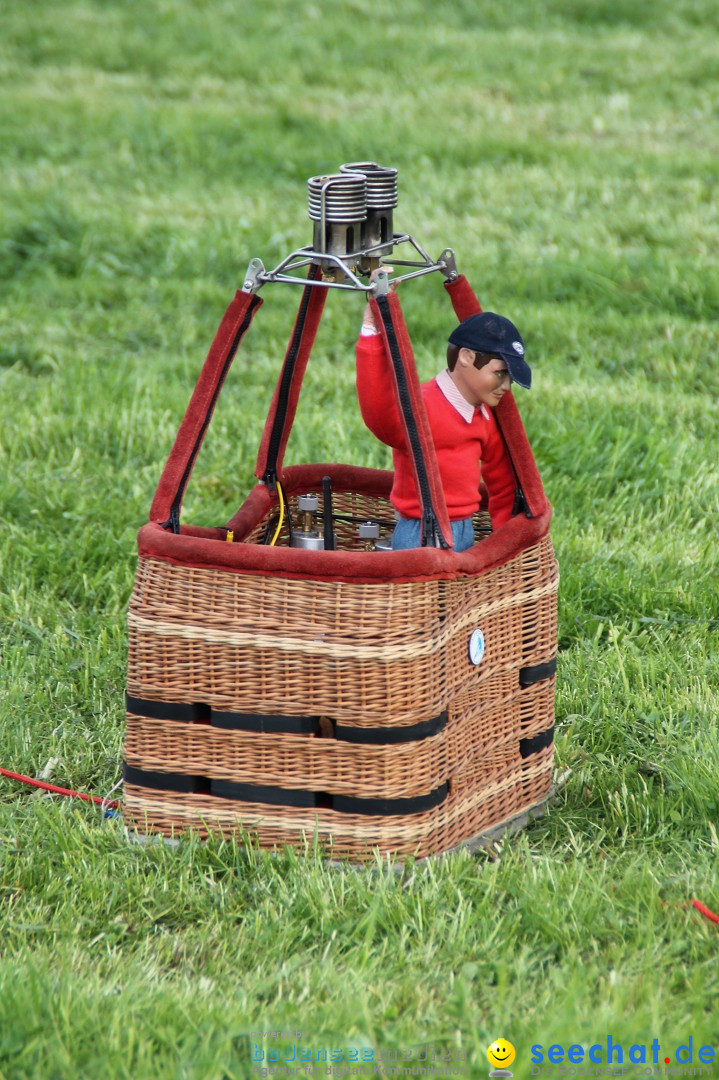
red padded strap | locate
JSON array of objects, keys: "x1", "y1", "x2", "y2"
[
  {"x1": 150, "y1": 289, "x2": 262, "y2": 527},
  {"x1": 444, "y1": 274, "x2": 483, "y2": 320},
  {"x1": 254, "y1": 266, "x2": 327, "y2": 484},
  {"x1": 370, "y1": 291, "x2": 453, "y2": 549}
]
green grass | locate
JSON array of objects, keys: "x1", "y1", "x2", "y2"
[{"x1": 1, "y1": 0, "x2": 719, "y2": 1076}]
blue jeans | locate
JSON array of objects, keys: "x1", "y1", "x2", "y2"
[{"x1": 391, "y1": 515, "x2": 475, "y2": 553}]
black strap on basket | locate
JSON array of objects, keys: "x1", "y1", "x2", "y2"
[
  {"x1": 124, "y1": 764, "x2": 450, "y2": 816},
  {"x1": 519, "y1": 658, "x2": 557, "y2": 687},
  {"x1": 150, "y1": 289, "x2": 263, "y2": 532},
  {"x1": 126, "y1": 693, "x2": 448, "y2": 745},
  {"x1": 519, "y1": 725, "x2": 555, "y2": 758}
]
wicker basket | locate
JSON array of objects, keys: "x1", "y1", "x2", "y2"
[{"x1": 123, "y1": 275, "x2": 558, "y2": 859}]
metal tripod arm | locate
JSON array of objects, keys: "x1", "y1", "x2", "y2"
[{"x1": 242, "y1": 243, "x2": 459, "y2": 294}]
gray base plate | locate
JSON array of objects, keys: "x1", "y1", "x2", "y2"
[{"x1": 434, "y1": 785, "x2": 555, "y2": 859}]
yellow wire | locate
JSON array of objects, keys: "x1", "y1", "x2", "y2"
[{"x1": 269, "y1": 481, "x2": 285, "y2": 546}]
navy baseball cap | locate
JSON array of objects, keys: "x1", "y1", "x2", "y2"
[{"x1": 448, "y1": 312, "x2": 531, "y2": 389}]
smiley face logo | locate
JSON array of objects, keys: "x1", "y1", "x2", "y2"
[{"x1": 487, "y1": 1039, "x2": 516, "y2": 1072}]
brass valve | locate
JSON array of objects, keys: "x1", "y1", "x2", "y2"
[{"x1": 358, "y1": 520, "x2": 381, "y2": 551}]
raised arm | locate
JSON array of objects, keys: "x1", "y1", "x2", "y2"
[{"x1": 355, "y1": 325, "x2": 405, "y2": 449}]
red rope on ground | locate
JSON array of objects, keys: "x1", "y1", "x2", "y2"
[
  {"x1": 692, "y1": 899, "x2": 719, "y2": 925},
  {"x1": 0, "y1": 767, "x2": 119, "y2": 809}
]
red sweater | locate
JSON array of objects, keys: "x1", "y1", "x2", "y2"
[{"x1": 356, "y1": 334, "x2": 516, "y2": 528}]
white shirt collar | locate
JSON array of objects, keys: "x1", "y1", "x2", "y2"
[{"x1": 435, "y1": 369, "x2": 489, "y2": 423}]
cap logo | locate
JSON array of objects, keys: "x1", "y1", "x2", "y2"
[{"x1": 512, "y1": 341, "x2": 524, "y2": 355}]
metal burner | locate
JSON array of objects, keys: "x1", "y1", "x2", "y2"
[
  {"x1": 340, "y1": 161, "x2": 397, "y2": 263},
  {"x1": 307, "y1": 171, "x2": 367, "y2": 265},
  {"x1": 242, "y1": 161, "x2": 458, "y2": 294}
]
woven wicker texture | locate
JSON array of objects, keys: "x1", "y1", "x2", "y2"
[
  {"x1": 123, "y1": 746, "x2": 554, "y2": 859},
  {"x1": 125, "y1": 477, "x2": 558, "y2": 859}
]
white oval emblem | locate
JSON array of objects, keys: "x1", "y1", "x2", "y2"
[
  {"x1": 512, "y1": 341, "x2": 524, "y2": 355},
  {"x1": 469, "y1": 628, "x2": 485, "y2": 666}
]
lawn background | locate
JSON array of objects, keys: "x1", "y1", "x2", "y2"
[{"x1": 1, "y1": 1, "x2": 718, "y2": 1076}]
